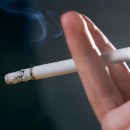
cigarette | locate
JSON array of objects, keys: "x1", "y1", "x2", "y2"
[{"x1": 5, "y1": 47, "x2": 130, "y2": 84}]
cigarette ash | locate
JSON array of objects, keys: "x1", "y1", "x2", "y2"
[{"x1": 5, "y1": 68, "x2": 33, "y2": 84}]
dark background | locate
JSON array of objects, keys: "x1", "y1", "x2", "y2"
[{"x1": 0, "y1": 0, "x2": 130, "y2": 130}]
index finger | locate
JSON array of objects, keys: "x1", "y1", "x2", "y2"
[{"x1": 61, "y1": 11, "x2": 124, "y2": 122}]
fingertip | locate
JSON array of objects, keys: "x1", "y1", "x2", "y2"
[
  {"x1": 61, "y1": 11, "x2": 80, "y2": 27},
  {"x1": 82, "y1": 15, "x2": 98, "y2": 31},
  {"x1": 61, "y1": 11, "x2": 87, "y2": 37}
]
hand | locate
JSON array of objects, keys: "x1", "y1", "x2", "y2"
[{"x1": 61, "y1": 11, "x2": 130, "y2": 130}]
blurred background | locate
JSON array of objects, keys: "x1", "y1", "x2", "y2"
[{"x1": 0, "y1": 0, "x2": 130, "y2": 130}]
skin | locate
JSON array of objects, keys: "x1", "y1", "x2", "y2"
[{"x1": 61, "y1": 11, "x2": 130, "y2": 130}]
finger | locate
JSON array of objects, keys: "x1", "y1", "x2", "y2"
[
  {"x1": 61, "y1": 11, "x2": 124, "y2": 122},
  {"x1": 82, "y1": 15, "x2": 130, "y2": 101},
  {"x1": 102, "y1": 101, "x2": 130, "y2": 130}
]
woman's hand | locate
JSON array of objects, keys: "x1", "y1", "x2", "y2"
[{"x1": 61, "y1": 11, "x2": 130, "y2": 130}]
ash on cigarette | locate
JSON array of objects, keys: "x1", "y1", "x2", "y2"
[{"x1": 5, "y1": 68, "x2": 33, "y2": 84}]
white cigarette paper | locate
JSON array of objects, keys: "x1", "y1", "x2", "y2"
[{"x1": 5, "y1": 47, "x2": 130, "y2": 84}]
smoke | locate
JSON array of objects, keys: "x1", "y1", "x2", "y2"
[{"x1": 0, "y1": 2, "x2": 63, "y2": 65}]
